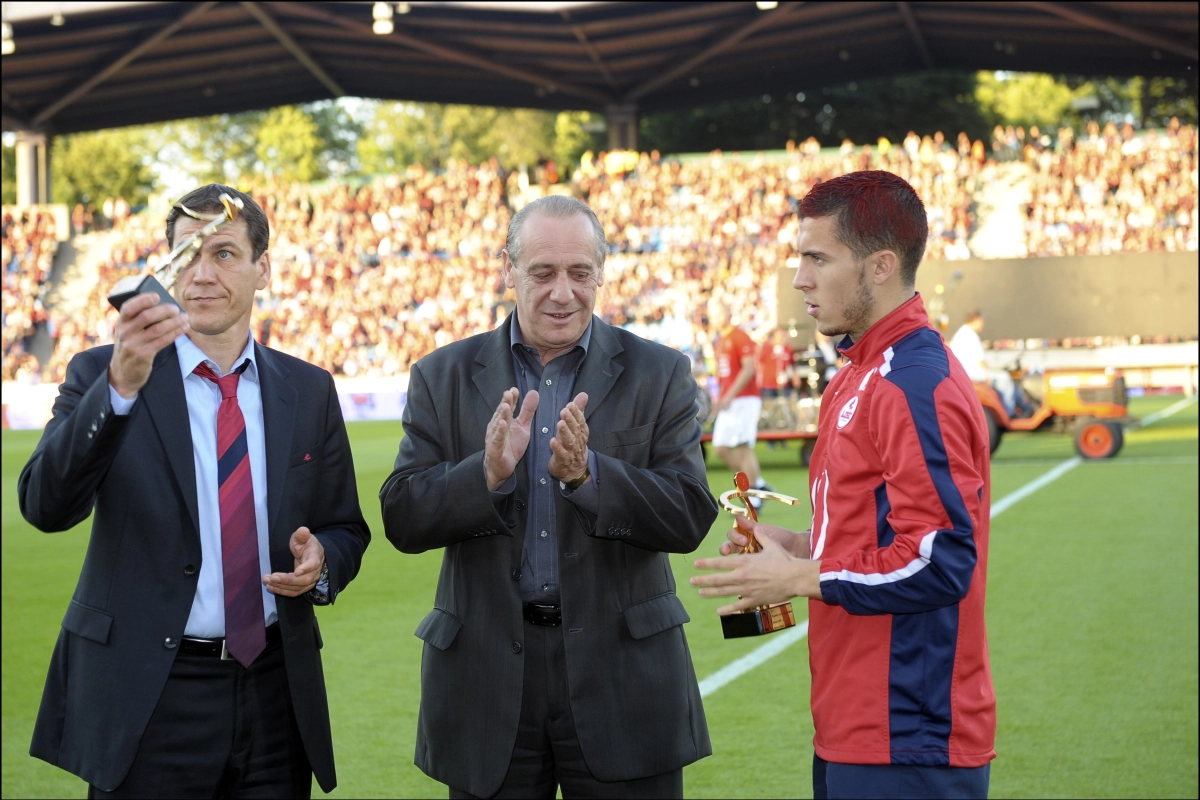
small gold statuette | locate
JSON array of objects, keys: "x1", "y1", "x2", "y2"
[
  {"x1": 718, "y1": 471, "x2": 802, "y2": 639},
  {"x1": 107, "y1": 193, "x2": 245, "y2": 311}
]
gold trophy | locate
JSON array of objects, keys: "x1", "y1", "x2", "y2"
[
  {"x1": 718, "y1": 471, "x2": 802, "y2": 639},
  {"x1": 107, "y1": 193, "x2": 245, "y2": 311}
]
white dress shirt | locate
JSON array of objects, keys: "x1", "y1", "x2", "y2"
[
  {"x1": 948, "y1": 324, "x2": 989, "y2": 383},
  {"x1": 110, "y1": 334, "x2": 276, "y2": 636}
]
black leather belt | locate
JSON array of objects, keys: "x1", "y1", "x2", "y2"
[
  {"x1": 180, "y1": 623, "x2": 282, "y2": 659},
  {"x1": 522, "y1": 603, "x2": 562, "y2": 627}
]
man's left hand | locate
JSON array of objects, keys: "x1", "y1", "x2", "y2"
[
  {"x1": 547, "y1": 392, "x2": 590, "y2": 483},
  {"x1": 264, "y1": 526, "x2": 325, "y2": 596},
  {"x1": 691, "y1": 534, "x2": 822, "y2": 614}
]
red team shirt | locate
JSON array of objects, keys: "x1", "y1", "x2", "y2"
[
  {"x1": 808, "y1": 294, "x2": 996, "y2": 768},
  {"x1": 757, "y1": 341, "x2": 794, "y2": 391},
  {"x1": 716, "y1": 327, "x2": 759, "y2": 398}
]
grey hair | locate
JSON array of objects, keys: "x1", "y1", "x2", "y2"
[{"x1": 505, "y1": 195, "x2": 608, "y2": 270}]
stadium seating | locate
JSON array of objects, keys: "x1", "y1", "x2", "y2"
[{"x1": 2, "y1": 123, "x2": 1195, "y2": 383}]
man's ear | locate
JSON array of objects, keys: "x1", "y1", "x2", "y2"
[
  {"x1": 869, "y1": 250, "x2": 900, "y2": 286},
  {"x1": 501, "y1": 250, "x2": 516, "y2": 290},
  {"x1": 256, "y1": 252, "x2": 271, "y2": 291}
]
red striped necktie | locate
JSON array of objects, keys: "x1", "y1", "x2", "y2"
[{"x1": 193, "y1": 361, "x2": 265, "y2": 667}]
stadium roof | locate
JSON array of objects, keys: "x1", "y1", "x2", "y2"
[{"x1": 2, "y1": 1, "x2": 1197, "y2": 135}]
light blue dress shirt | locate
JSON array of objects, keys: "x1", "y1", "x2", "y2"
[{"x1": 109, "y1": 335, "x2": 276, "y2": 637}]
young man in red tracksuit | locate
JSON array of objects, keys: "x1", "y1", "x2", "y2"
[{"x1": 693, "y1": 171, "x2": 996, "y2": 799}]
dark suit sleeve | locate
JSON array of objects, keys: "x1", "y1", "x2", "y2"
[
  {"x1": 590, "y1": 354, "x2": 719, "y2": 553},
  {"x1": 19, "y1": 349, "x2": 132, "y2": 532},
  {"x1": 379, "y1": 361, "x2": 513, "y2": 554},
  {"x1": 309, "y1": 373, "x2": 371, "y2": 603}
]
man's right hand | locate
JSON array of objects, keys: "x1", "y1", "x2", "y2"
[
  {"x1": 108, "y1": 292, "x2": 189, "y2": 399},
  {"x1": 484, "y1": 387, "x2": 539, "y2": 491},
  {"x1": 721, "y1": 518, "x2": 811, "y2": 559}
]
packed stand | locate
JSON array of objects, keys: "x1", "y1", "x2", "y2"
[
  {"x1": 1024, "y1": 119, "x2": 1197, "y2": 256},
  {"x1": 9, "y1": 123, "x2": 1198, "y2": 384},
  {"x1": 2, "y1": 209, "x2": 59, "y2": 382}
]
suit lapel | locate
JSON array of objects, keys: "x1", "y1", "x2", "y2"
[
  {"x1": 574, "y1": 317, "x2": 624, "y2": 420},
  {"x1": 255, "y1": 343, "x2": 297, "y2": 555},
  {"x1": 141, "y1": 344, "x2": 201, "y2": 551},
  {"x1": 471, "y1": 315, "x2": 518, "y2": 409}
]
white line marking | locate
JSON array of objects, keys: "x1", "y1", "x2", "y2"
[
  {"x1": 698, "y1": 449, "x2": 1101, "y2": 696},
  {"x1": 994, "y1": 456, "x2": 1198, "y2": 467},
  {"x1": 990, "y1": 457, "x2": 1080, "y2": 518},
  {"x1": 699, "y1": 621, "x2": 809, "y2": 697},
  {"x1": 1138, "y1": 396, "x2": 1198, "y2": 427}
]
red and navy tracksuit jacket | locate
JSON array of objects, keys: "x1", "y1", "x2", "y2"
[{"x1": 808, "y1": 293, "x2": 996, "y2": 768}]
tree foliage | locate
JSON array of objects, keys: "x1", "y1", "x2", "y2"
[
  {"x1": 256, "y1": 105, "x2": 324, "y2": 182},
  {"x1": 50, "y1": 127, "x2": 155, "y2": 208},
  {"x1": 357, "y1": 102, "x2": 566, "y2": 173},
  {"x1": 639, "y1": 72, "x2": 992, "y2": 153}
]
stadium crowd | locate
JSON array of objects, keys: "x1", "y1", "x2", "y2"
[
  {"x1": 2, "y1": 209, "x2": 59, "y2": 384},
  {"x1": 2, "y1": 122, "x2": 1196, "y2": 383},
  {"x1": 1024, "y1": 119, "x2": 1197, "y2": 256}
]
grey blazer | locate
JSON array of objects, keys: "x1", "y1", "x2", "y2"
[
  {"x1": 19, "y1": 343, "x2": 371, "y2": 793},
  {"x1": 381, "y1": 315, "x2": 718, "y2": 797}
]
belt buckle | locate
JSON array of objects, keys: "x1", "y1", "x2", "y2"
[{"x1": 220, "y1": 639, "x2": 234, "y2": 661}]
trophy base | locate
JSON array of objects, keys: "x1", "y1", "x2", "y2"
[
  {"x1": 721, "y1": 602, "x2": 796, "y2": 639},
  {"x1": 108, "y1": 274, "x2": 180, "y2": 312}
]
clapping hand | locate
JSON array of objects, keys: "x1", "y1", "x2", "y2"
[
  {"x1": 484, "y1": 388, "x2": 539, "y2": 491},
  {"x1": 547, "y1": 392, "x2": 589, "y2": 484}
]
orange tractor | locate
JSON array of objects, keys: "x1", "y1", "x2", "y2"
[{"x1": 976, "y1": 367, "x2": 1133, "y2": 459}]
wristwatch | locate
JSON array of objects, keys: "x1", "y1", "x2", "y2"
[
  {"x1": 560, "y1": 466, "x2": 591, "y2": 491},
  {"x1": 305, "y1": 562, "x2": 331, "y2": 606}
]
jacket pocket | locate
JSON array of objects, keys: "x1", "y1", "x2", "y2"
[
  {"x1": 414, "y1": 607, "x2": 463, "y2": 651},
  {"x1": 623, "y1": 592, "x2": 690, "y2": 640},
  {"x1": 62, "y1": 599, "x2": 113, "y2": 644},
  {"x1": 602, "y1": 423, "x2": 654, "y2": 450}
]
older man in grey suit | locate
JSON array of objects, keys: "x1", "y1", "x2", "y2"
[{"x1": 381, "y1": 195, "x2": 718, "y2": 798}]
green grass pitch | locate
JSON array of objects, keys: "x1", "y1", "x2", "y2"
[{"x1": 3, "y1": 397, "x2": 1196, "y2": 798}]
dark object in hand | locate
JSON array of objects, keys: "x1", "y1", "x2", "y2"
[{"x1": 107, "y1": 274, "x2": 181, "y2": 312}]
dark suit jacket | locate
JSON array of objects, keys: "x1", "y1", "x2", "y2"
[
  {"x1": 18, "y1": 341, "x2": 370, "y2": 793},
  {"x1": 380, "y1": 315, "x2": 718, "y2": 797}
]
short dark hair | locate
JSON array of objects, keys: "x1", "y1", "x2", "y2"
[
  {"x1": 965, "y1": 310, "x2": 984, "y2": 324},
  {"x1": 166, "y1": 184, "x2": 269, "y2": 261},
  {"x1": 798, "y1": 170, "x2": 928, "y2": 286}
]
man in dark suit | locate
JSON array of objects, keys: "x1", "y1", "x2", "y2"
[
  {"x1": 381, "y1": 195, "x2": 719, "y2": 798},
  {"x1": 19, "y1": 184, "x2": 370, "y2": 798}
]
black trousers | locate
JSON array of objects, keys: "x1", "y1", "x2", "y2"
[
  {"x1": 449, "y1": 620, "x2": 683, "y2": 800},
  {"x1": 89, "y1": 633, "x2": 311, "y2": 800}
]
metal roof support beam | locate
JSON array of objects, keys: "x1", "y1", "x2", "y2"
[
  {"x1": 33, "y1": 1, "x2": 218, "y2": 127},
  {"x1": 560, "y1": 9, "x2": 619, "y2": 92},
  {"x1": 1027, "y1": 1, "x2": 1198, "y2": 61},
  {"x1": 896, "y1": 2, "x2": 934, "y2": 69},
  {"x1": 625, "y1": 1, "x2": 805, "y2": 103},
  {"x1": 242, "y1": 1, "x2": 345, "y2": 98},
  {"x1": 270, "y1": 2, "x2": 614, "y2": 105}
]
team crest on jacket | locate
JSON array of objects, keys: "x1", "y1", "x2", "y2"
[{"x1": 837, "y1": 396, "x2": 859, "y2": 429}]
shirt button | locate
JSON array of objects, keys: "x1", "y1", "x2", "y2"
[
  {"x1": 541, "y1": 583, "x2": 549, "y2": 591},
  {"x1": 542, "y1": 427, "x2": 549, "y2": 434},
  {"x1": 512, "y1": 641, "x2": 522, "y2": 654},
  {"x1": 540, "y1": 530, "x2": 548, "y2": 538},
  {"x1": 183, "y1": 564, "x2": 197, "y2": 576},
  {"x1": 164, "y1": 637, "x2": 178, "y2": 649},
  {"x1": 545, "y1": 379, "x2": 552, "y2": 386},
  {"x1": 511, "y1": 569, "x2": 521, "y2": 581},
  {"x1": 540, "y1": 477, "x2": 547, "y2": 485}
]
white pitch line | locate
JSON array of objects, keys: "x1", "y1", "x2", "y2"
[
  {"x1": 698, "y1": 449, "x2": 1096, "y2": 696},
  {"x1": 1138, "y1": 396, "x2": 1198, "y2": 427},
  {"x1": 990, "y1": 457, "x2": 1081, "y2": 518}
]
